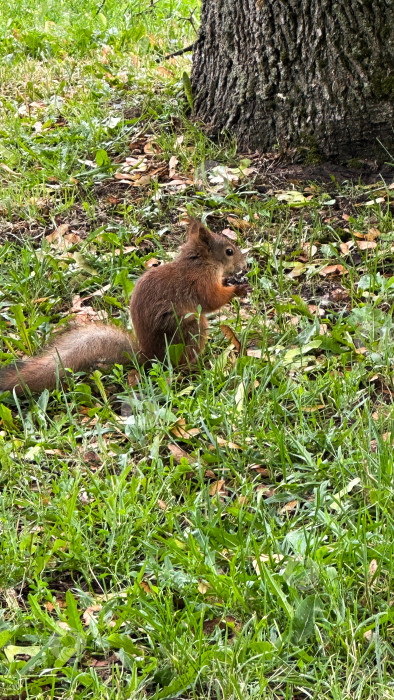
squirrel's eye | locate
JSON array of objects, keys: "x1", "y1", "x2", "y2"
[{"x1": 226, "y1": 248, "x2": 234, "y2": 256}]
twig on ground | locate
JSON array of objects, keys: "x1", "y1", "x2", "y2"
[{"x1": 165, "y1": 42, "x2": 195, "y2": 60}]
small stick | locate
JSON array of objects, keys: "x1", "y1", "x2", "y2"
[{"x1": 164, "y1": 42, "x2": 195, "y2": 59}]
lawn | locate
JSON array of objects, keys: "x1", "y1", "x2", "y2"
[{"x1": 0, "y1": 1, "x2": 393, "y2": 698}]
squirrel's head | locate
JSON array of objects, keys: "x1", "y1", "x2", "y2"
[{"x1": 184, "y1": 218, "x2": 247, "y2": 275}]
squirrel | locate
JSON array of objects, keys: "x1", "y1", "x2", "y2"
[{"x1": 0, "y1": 218, "x2": 249, "y2": 395}]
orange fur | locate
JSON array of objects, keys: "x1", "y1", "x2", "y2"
[{"x1": 0, "y1": 219, "x2": 248, "y2": 395}]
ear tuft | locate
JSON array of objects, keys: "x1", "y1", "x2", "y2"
[{"x1": 187, "y1": 217, "x2": 212, "y2": 246}]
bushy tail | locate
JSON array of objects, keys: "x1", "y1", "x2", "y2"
[{"x1": 0, "y1": 323, "x2": 136, "y2": 395}]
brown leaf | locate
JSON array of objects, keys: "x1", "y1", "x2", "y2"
[
  {"x1": 168, "y1": 155, "x2": 178, "y2": 178},
  {"x1": 249, "y1": 464, "x2": 270, "y2": 477},
  {"x1": 171, "y1": 418, "x2": 200, "y2": 439},
  {"x1": 301, "y1": 242, "x2": 318, "y2": 257},
  {"x1": 221, "y1": 228, "x2": 238, "y2": 240},
  {"x1": 133, "y1": 173, "x2": 154, "y2": 187},
  {"x1": 330, "y1": 287, "x2": 350, "y2": 302},
  {"x1": 246, "y1": 348, "x2": 262, "y2": 358},
  {"x1": 319, "y1": 264, "x2": 347, "y2": 276},
  {"x1": 368, "y1": 559, "x2": 378, "y2": 587},
  {"x1": 280, "y1": 499, "x2": 299, "y2": 514},
  {"x1": 366, "y1": 227, "x2": 381, "y2": 241},
  {"x1": 140, "y1": 581, "x2": 153, "y2": 594},
  {"x1": 157, "y1": 66, "x2": 175, "y2": 78},
  {"x1": 215, "y1": 436, "x2": 242, "y2": 449},
  {"x1": 356, "y1": 240, "x2": 377, "y2": 250},
  {"x1": 157, "y1": 499, "x2": 167, "y2": 510},
  {"x1": 127, "y1": 369, "x2": 140, "y2": 387},
  {"x1": 2, "y1": 588, "x2": 20, "y2": 610},
  {"x1": 227, "y1": 216, "x2": 251, "y2": 230},
  {"x1": 46, "y1": 223, "x2": 70, "y2": 247},
  {"x1": 339, "y1": 242, "x2": 350, "y2": 255},
  {"x1": 168, "y1": 443, "x2": 194, "y2": 464},
  {"x1": 83, "y1": 605, "x2": 101, "y2": 626},
  {"x1": 90, "y1": 654, "x2": 119, "y2": 669},
  {"x1": 370, "y1": 432, "x2": 392, "y2": 452},
  {"x1": 308, "y1": 304, "x2": 325, "y2": 317},
  {"x1": 83, "y1": 451, "x2": 101, "y2": 466},
  {"x1": 237, "y1": 496, "x2": 249, "y2": 505},
  {"x1": 252, "y1": 553, "x2": 284, "y2": 574},
  {"x1": 143, "y1": 141, "x2": 162, "y2": 155},
  {"x1": 209, "y1": 480, "x2": 227, "y2": 496},
  {"x1": 220, "y1": 324, "x2": 241, "y2": 352},
  {"x1": 203, "y1": 615, "x2": 239, "y2": 635},
  {"x1": 145, "y1": 258, "x2": 160, "y2": 268}
]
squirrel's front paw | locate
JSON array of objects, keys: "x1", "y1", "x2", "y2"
[{"x1": 234, "y1": 282, "x2": 252, "y2": 298}]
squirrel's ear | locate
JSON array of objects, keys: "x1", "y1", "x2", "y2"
[{"x1": 187, "y1": 218, "x2": 212, "y2": 246}]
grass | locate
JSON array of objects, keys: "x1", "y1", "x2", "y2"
[{"x1": 0, "y1": 0, "x2": 393, "y2": 698}]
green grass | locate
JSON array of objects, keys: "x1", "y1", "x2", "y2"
[{"x1": 0, "y1": 1, "x2": 393, "y2": 698}]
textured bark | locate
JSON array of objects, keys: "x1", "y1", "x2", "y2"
[{"x1": 192, "y1": 0, "x2": 394, "y2": 161}]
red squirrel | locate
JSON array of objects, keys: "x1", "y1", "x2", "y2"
[{"x1": 0, "y1": 218, "x2": 249, "y2": 395}]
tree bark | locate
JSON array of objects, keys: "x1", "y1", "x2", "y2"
[{"x1": 191, "y1": 0, "x2": 394, "y2": 162}]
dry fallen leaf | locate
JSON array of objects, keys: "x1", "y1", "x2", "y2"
[
  {"x1": 246, "y1": 348, "x2": 262, "y2": 358},
  {"x1": 227, "y1": 216, "x2": 252, "y2": 230},
  {"x1": 1, "y1": 163, "x2": 21, "y2": 177},
  {"x1": 215, "y1": 436, "x2": 242, "y2": 449},
  {"x1": 168, "y1": 443, "x2": 195, "y2": 463},
  {"x1": 301, "y1": 242, "x2": 318, "y2": 257},
  {"x1": 368, "y1": 559, "x2": 378, "y2": 588},
  {"x1": 320, "y1": 264, "x2": 347, "y2": 276},
  {"x1": 370, "y1": 432, "x2": 392, "y2": 452},
  {"x1": 252, "y1": 553, "x2": 284, "y2": 574},
  {"x1": 308, "y1": 304, "x2": 325, "y2": 317},
  {"x1": 143, "y1": 141, "x2": 162, "y2": 155},
  {"x1": 145, "y1": 258, "x2": 160, "y2": 268},
  {"x1": 90, "y1": 654, "x2": 119, "y2": 669},
  {"x1": 83, "y1": 605, "x2": 102, "y2": 626},
  {"x1": 356, "y1": 240, "x2": 377, "y2": 250},
  {"x1": 209, "y1": 479, "x2": 227, "y2": 496},
  {"x1": 280, "y1": 499, "x2": 299, "y2": 515},
  {"x1": 171, "y1": 418, "x2": 200, "y2": 439},
  {"x1": 330, "y1": 287, "x2": 350, "y2": 302},
  {"x1": 101, "y1": 44, "x2": 114, "y2": 63},
  {"x1": 46, "y1": 223, "x2": 71, "y2": 247},
  {"x1": 157, "y1": 66, "x2": 175, "y2": 78},
  {"x1": 249, "y1": 464, "x2": 270, "y2": 477},
  {"x1": 221, "y1": 228, "x2": 238, "y2": 240},
  {"x1": 220, "y1": 324, "x2": 241, "y2": 352},
  {"x1": 364, "y1": 197, "x2": 385, "y2": 206},
  {"x1": 127, "y1": 369, "x2": 140, "y2": 388},
  {"x1": 168, "y1": 155, "x2": 178, "y2": 178},
  {"x1": 157, "y1": 499, "x2": 167, "y2": 510},
  {"x1": 340, "y1": 242, "x2": 350, "y2": 255},
  {"x1": 366, "y1": 227, "x2": 381, "y2": 241},
  {"x1": 202, "y1": 615, "x2": 239, "y2": 636},
  {"x1": 140, "y1": 581, "x2": 153, "y2": 594}
]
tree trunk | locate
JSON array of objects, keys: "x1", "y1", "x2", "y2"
[{"x1": 191, "y1": 0, "x2": 394, "y2": 162}]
